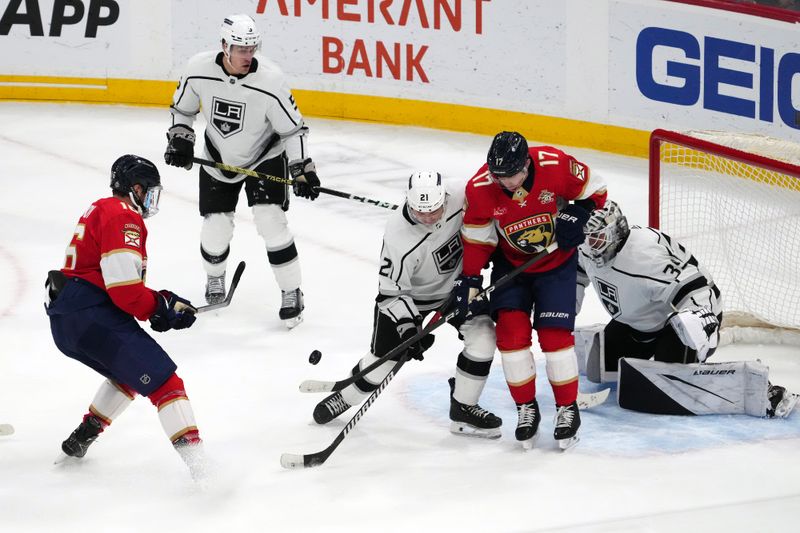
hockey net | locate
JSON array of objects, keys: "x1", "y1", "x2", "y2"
[{"x1": 649, "y1": 129, "x2": 800, "y2": 345}]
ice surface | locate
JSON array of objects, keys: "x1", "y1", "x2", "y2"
[{"x1": 1, "y1": 102, "x2": 799, "y2": 532}]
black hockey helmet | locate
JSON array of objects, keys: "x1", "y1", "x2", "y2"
[
  {"x1": 487, "y1": 131, "x2": 529, "y2": 177},
  {"x1": 110, "y1": 155, "x2": 163, "y2": 218}
]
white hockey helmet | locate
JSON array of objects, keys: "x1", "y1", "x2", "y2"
[
  {"x1": 581, "y1": 200, "x2": 630, "y2": 266},
  {"x1": 407, "y1": 171, "x2": 446, "y2": 213},
  {"x1": 220, "y1": 14, "x2": 261, "y2": 51}
]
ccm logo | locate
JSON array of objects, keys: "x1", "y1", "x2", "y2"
[
  {"x1": 1, "y1": 0, "x2": 119, "y2": 38},
  {"x1": 636, "y1": 27, "x2": 799, "y2": 129}
]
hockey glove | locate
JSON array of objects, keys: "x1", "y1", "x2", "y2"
[
  {"x1": 668, "y1": 306, "x2": 720, "y2": 362},
  {"x1": 150, "y1": 290, "x2": 197, "y2": 333},
  {"x1": 164, "y1": 125, "x2": 195, "y2": 170},
  {"x1": 396, "y1": 317, "x2": 435, "y2": 361},
  {"x1": 450, "y1": 274, "x2": 484, "y2": 319},
  {"x1": 555, "y1": 203, "x2": 591, "y2": 249},
  {"x1": 290, "y1": 158, "x2": 321, "y2": 200}
]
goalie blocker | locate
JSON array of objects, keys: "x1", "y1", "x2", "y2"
[{"x1": 617, "y1": 358, "x2": 798, "y2": 418}]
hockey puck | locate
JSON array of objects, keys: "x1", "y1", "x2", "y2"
[{"x1": 308, "y1": 350, "x2": 322, "y2": 365}]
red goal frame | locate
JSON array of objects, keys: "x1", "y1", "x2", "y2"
[{"x1": 648, "y1": 129, "x2": 800, "y2": 228}]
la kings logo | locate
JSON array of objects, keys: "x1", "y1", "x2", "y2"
[
  {"x1": 211, "y1": 97, "x2": 245, "y2": 138},
  {"x1": 434, "y1": 234, "x2": 462, "y2": 275},
  {"x1": 596, "y1": 278, "x2": 620, "y2": 317}
]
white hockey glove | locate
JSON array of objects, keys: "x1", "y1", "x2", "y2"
[{"x1": 668, "y1": 307, "x2": 720, "y2": 362}]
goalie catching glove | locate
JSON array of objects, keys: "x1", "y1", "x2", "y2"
[
  {"x1": 289, "y1": 158, "x2": 321, "y2": 200},
  {"x1": 164, "y1": 125, "x2": 196, "y2": 170},
  {"x1": 668, "y1": 306, "x2": 720, "y2": 362},
  {"x1": 396, "y1": 316, "x2": 435, "y2": 361},
  {"x1": 150, "y1": 290, "x2": 197, "y2": 332}
]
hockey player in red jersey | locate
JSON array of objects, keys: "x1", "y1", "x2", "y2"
[
  {"x1": 453, "y1": 131, "x2": 607, "y2": 449},
  {"x1": 45, "y1": 155, "x2": 205, "y2": 480}
]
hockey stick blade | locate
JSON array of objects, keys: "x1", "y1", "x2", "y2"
[
  {"x1": 0, "y1": 424, "x2": 14, "y2": 436},
  {"x1": 576, "y1": 388, "x2": 611, "y2": 410},
  {"x1": 195, "y1": 261, "x2": 246, "y2": 314},
  {"x1": 284, "y1": 358, "x2": 408, "y2": 469}
]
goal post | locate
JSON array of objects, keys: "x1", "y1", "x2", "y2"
[{"x1": 648, "y1": 129, "x2": 800, "y2": 341}]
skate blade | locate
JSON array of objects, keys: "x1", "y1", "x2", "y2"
[
  {"x1": 0, "y1": 424, "x2": 14, "y2": 436},
  {"x1": 54, "y1": 452, "x2": 82, "y2": 465},
  {"x1": 449, "y1": 421, "x2": 501, "y2": 439},
  {"x1": 776, "y1": 393, "x2": 800, "y2": 418},
  {"x1": 283, "y1": 314, "x2": 304, "y2": 329},
  {"x1": 520, "y1": 433, "x2": 539, "y2": 451},
  {"x1": 557, "y1": 435, "x2": 580, "y2": 451}
]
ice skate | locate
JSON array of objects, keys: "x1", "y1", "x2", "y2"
[
  {"x1": 56, "y1": 415, "x2": 103, "y2": 463},
  {"x1": 313, "y1": 391, "x2": 352, "y2": 424},
  {"x1": 205, "y1": 273, "x2": 226, "y2": 305},
  {"x1": 515, "y1": 399, "x2": 541, "y2": 450},
  {"x1": 173, "y1": 436, "x2": 208, "y2": 483},
  {"x1": 280, "y1": 288, "x2": 304, "y2": 329},
  {"x1": 767, "y1": 384, "x2": 799, "y2": 419},
  {"x1": 554, "y1": 401, "x2": 581, "y2": 451},
  {"x1": 448, "y1": 377, "x2": 501, "y2": 439}
]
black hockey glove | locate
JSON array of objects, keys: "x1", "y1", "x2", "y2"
[
  {"x1": 555, "y1": 203, "x2": 591, "y2": 249},
  {"x1": 150, "y1": 290, "x2": 197, "y2": 332},
  {"x1": 450, "y1": 274, "x2": 484, "y2": 319},
  {"x1": 396, "y1": 317, "x2": 435, "y2": 361},
  {"x1": 164, "y1": 125, "x2": 196, "y2": 170},
  {"x1": 290, "y1": 158, "x2": 321, "y2": 200}
]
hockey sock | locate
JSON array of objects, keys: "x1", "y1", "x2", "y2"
[
  {"x1": 88, "y1": 379, "x2": 137, "y2": 427},
  {"x1": 148, "y1": 373, "x2": 201, "y2": 444},
  {"x1": 496, "y1": 310, "x2": 536, "y2": 403},
  {"x1": 539, "y1": 328, "x2": 579, "y2": 406}
]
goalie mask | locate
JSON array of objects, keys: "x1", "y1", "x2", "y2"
[
  {"x1": 220, "y1": 14, "x2": 261, "y2": 55},
  {"x1": 407, "y1": 171, "x2": 446, "y2": 225},
  {"x1": 110, "y1": 155, "x2": 163, "y2": 219},
  {"x1": 580, "y1": 200, "x2": 629, "y2": 266}
]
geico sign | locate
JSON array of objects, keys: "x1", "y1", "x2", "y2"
[
  {"x1": 0, "y1": 0, "x2": 119, "y2": 38},
  {"x1": 636, "y1": 27, "x2": 799, "y2": 129}
]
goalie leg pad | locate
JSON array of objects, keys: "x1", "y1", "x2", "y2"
[{"x1": 618, "y1": 358, "x2": 769, "y2": 416}]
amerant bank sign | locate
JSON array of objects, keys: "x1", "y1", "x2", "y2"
[
  {"x1": 634, "y1": 26, "x2": 799, "y2": 131},
  {"x1": 256, "y1": 0, "x2": 493, "y2": 83}
]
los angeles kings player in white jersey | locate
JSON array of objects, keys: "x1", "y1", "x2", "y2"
[
  {"x1": 164, "y1": 14, "x2": 320, "y2": 328},
  {"x1": 575, "y1": 201, "x2": 798, "y2": 418},
  {"x1": 313, "y1": 172, "x2": 503, "y2": 438}
]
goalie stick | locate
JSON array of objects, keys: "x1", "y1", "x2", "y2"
[
  {"x1": 0, "y1": 424, "x2": 14, "y2": 436},
  {"x1": 194, "y1": 261, "x2": 246, "y2": 314},
  {"x1": 299, "y1": 242, "x2": 559, "y2": 394},
  {"x1": 281, "y1": 354, "x2": 410, "y2": 469},
  {"x1": 191, "y1": 157, "x2": 399, "y2": 210}
]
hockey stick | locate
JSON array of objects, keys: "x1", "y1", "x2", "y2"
[
  {"x1": 0, "y1": 424, "x2": 14, "y2": 436},
  {"x1": 577, "y1": 388, "x2": 610, "y2": 410},
  {"x1": 281, "y1": 354, "x2": 411, "y2": 469},
  {"x1": 191, "y1": 157, "x2": 399, "y2": 210},
  {"x1": 194, "y1": 261, "x2": 246, "y2": 314},
  {"x1": 299, "y1": 242, "x2": 559, "y2": 394}
]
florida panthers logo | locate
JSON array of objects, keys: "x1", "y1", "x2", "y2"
[
  {"x1": 504, "y1": 214, "x2": 553, "y2": 253},
  {"x1": 211, "y1": 97, "x2": 245, "y2": 138}
]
